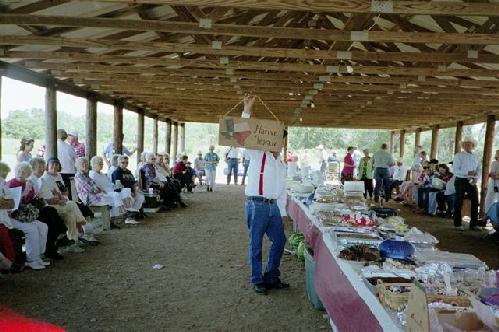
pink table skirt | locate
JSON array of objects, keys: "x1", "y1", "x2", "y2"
[{"x1": 287, "y1": 195, "x2": 383, "y2": 332}]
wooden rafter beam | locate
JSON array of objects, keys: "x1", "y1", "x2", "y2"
[
  {"x1": 1, "y1": 15, "x2": 499, "y2": 46},
  {"x1": 20, "y1": 59, "x2": 499, "y2": 78},
  {"x1": 54, "y1": 71, "x2": 499, "y2": 88},
  {"x1": 65, "y1": 0, "x2": 499, "y2": 17},
  {"x1": 1, "y1": 41, "x2": 497, "y2": 65}
]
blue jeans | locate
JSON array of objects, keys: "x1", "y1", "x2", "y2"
[
  {"x1": 446, "y1": 194, "x2": 455, "y2": 216},
  {"x1": 241, "y1": 160, "x2": 250, "y2": 184},
  {"x1": 245, "y1": 198, "x2": 286, "y2": 285},
  {"x1": 227, "y1": 158, "x2": 239, "y2": 184},
  {"x1": 374, "y1": 167, "x2": 391, "y2": 200}
]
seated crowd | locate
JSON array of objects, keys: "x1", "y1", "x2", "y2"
[
  {"x1": 395, "y1": 160, "x2": 456, "y2": 218},
  {"x1": 355, "y1": 145, "x2": 456, "y2": 218},
  {"x1": 0, "y1": 134, "x2": 198, "y2": 273}
]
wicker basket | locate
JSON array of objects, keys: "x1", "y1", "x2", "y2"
[{"x1": 376, "y1": 280, "x2": 471, "y2": 311}]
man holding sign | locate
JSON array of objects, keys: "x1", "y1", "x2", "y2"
[{"x1": 241, "y1": 95, "x2": 289, "y2": 295}]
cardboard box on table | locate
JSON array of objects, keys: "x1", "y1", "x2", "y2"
[
  {"x1": 407, "y1": 281, "x2": 487, "y2": 332},
  {"x1": 218, "y1": 116, "x2": 284, "y2": 152}
]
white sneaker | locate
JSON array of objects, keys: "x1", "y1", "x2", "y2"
[
  {"x1": 127, "y1": 208, "x2": 140, "y2": 212},
  {"x1": 125, "y1": 218, "x2": 140, "y2": 225},
  {"x1": 37, "y1": 259, "x2": 51, "y2": 266},
  {"x1": 26, "y1": 260, "x2": 46, "y2": 270},
  {"x1": 81, "y1": 234, "x2": 98, "y2": 242},
  {"x1": 66, "y1": 244, "x2": 85, "y2": 253}
]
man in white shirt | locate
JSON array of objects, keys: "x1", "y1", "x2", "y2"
[
  {"x1": 452, "y1": 137, "x2": 482, "y2": 231},
  {"x1": 391, "y1": 158, "x2": 408, "y2": 194},
  {"x1": 241, "y1": 95, "x2": 288, "y2": 295},
  {"x1": 225, "y1": 146, "x2": 240, "y2": 185},
  {"x1": 57, "y1": 129, "x2": 76, "y2": 200}
]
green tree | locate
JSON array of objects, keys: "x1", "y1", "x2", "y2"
[{"x1": 3, "y1": 108, "x2": 45, "y2": 139}]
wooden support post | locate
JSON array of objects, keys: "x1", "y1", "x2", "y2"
[
  {"x1": 172, "y1": 121, "x2": 178, "y2": 160},
  {"x1": 389, "y1": 131, "x2": 395, "y2": 153},
  {"x1": 283, "y1": 126, "x2": 288, "y2": 162},
  {"x1": 454, "y1": 121, "x2": 464, "y2": 154},
  {"x1": 480, "y1": 115, "x2": 496, "y2": 216},
  {"x1": 179, "y1": 123, "x2": 186, "y2": 153},
  {"x1": 0, "y1": 76, "x2": 2, "y2": 159},
  {"x1": 399, "y1": 130, "x2": 405, "y2": 158},
  {"x1": 45, "y1": 84, "x2": 57, "y2": 159},
  {"x1": 414, "y1": 128, "x2": 421, "y2": 153},
  {"x1": 113, "y1": 102, "x2": 123, "y2": 154},
  {"x1": 152, "y1": 117, "x2": 158, "y2": 154},
  {"x1": 85, "y1": 95, "x2": 97, "y2": 159},
  {"x1": 430, "y1": 125, "x2": 440, "y2": 160},
  {"x1": 137, "y1": 110, "x2": 144, "y2": 163},
  {"x1": 165, "y1": 119, "x2": 172, "y2": 155}
]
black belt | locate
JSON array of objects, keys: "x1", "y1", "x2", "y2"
[
  {"x1": 229, "y1": 158, "x2": 238, "y2": 160},
  {"x1": 247, "y1": 196, "x2": 276, "y2": 204}
]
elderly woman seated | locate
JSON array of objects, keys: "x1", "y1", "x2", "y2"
[
  {"x1": 107, "y1": 154, "x2": 121, "y2": 182},
  {"x1": 173, "y1": 155, "x2": 195, "y2": 192},
  {"x1": 75, "y1": 157, "x2": 128, "y2": 226},
  {"x1": 4, "y1": 162, "x2": 48, "y2": 270},
  {"x1": 111, "y1": 155, "x2": 145, "y2": 218},
  {"x1": 90, "y1": 156, "x2": 140, "y2": 224},
  {"x1": 28, "y1": 158, "x2": 69, "y2": 258},
  {"x1": 141, "y1": 152, "x2": 186, "y2": 209},
  {"x1": 38, "y1": 157, "x2": 95, "y2": 251}
]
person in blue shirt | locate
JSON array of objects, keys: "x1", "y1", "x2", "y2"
[{"x1": 102, "y1": 134, "x2": 136, "y2": 168}]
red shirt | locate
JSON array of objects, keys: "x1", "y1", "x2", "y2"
[
  {"x1": 342, "y1": 153, "x2": 354, "y2": 175},
  {"x1": 173, "y1": 162, "x2": 186, "y2": 174}
]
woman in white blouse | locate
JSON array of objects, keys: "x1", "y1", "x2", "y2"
[
  {"x1": 484, "y1": 149, "x2": 499, "y2": 217},
  {"x1": 90, "y1": 156, "x2": 139, "y2": 224}
]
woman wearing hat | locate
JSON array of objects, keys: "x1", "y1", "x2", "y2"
[{"x1": 452, "y1": 137, "x2": 481, "y2": 231}]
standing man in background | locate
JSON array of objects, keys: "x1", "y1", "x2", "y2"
[
  {"x1": 225, "y1": 146, "x2": 240, "y2": 185},
  {"x1": 68, "y1": 131, "x2": 86, "y2": 158},
  {"x1": 372, "y1": 143, "x2": 395, "y2": 203},
  {"x1": 103, "y1": 134, "x2": 136, "y2": 168},
  {"x1": 452, "y1": 137, "x2": 481, "y2": 231},
  {"x1": 241, "y1": 95, "x2": 288, "y2": 295},
  {"x1": 57, "y1": 129, "x2": 76, "y2": 199}
]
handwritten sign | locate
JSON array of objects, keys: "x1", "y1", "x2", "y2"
[{"x1": 218, "y1": 116, "x2": 284, "y2": 151}]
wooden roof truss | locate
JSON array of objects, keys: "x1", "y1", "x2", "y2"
[{"x1": 1, "y1": 0, "x2": 499, "y2": 130}]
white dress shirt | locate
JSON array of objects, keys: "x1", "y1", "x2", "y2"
[
  {"x1": 445, "y1": 175, "x2": 456, "y2": 195},
  {"x1": 392, "y1": 165, "x2": 408, "y2": 182},
  {"x1": 28, "y1": 175, "x2": 42, "y2": 195},
  {"x1": 39, "y1": 172, "x2": 64, "y2": 200},
  {"x1": 57, "y1": 139, "x2": 76, "y2": 174},
  {"x1": 452, "y1": 151, "x2": 481, "y2": 179},
  {"x1": 0, "y1": 178, "x2": 13, "y2": 229},
  {"x1": 225, "y1": 147, "x2": 240, "y2": 159},
  {"x1": 90, "y1": 170, "x2": 114, "y2": 193},
  {"x1": 244, "y1": 150, "x2": 287, "y2": 216},
  {"x1": 241, "y1": 110, "x2": 286, "y2": 216},
  {"x1": 242, "y1": 148, "x2": 251, "y2": 161}
]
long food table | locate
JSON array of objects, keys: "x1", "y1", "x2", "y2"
[{"x1": 287, "y1": 194, "x2": 402, "y2": 332}]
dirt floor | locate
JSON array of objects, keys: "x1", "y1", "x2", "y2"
[
  {"x1": 387, "y1": 201, "x2": 499, "y2": 269},
  {"x1": 1, "y1": 185, "x2": 328, "y2": 332}
]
